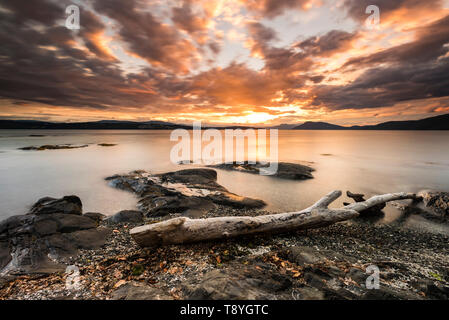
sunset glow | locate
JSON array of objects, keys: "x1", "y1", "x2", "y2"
[{"x1": 1, "y1": 0, "x2": 449, "y2": 125}]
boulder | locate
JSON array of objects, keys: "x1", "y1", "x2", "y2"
[
  {"x1": 410, "y1": 279, "x2": 449, "y2": 299},
  {"x1": 105, "y1": 210, "x2": 144, "y2": 224},
  {"x1": 29, "y1": 195, "x2": 82, "y2": 215},
  {"x1": 418, "y1": 190, "x2": 449, "y2": 218},
  {"x1": 0, "y1": 196, "x2": 110, "y2": 275},
  {"x1": 83, "y1": 212, "x2": 106, "y2": 223}
]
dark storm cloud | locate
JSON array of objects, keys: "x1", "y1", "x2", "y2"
[
  {"x1": 311, "y1": 58, "x2": 449, "y2": 110},
  {"x1": 247, "y1": 22, "x2": 310, "y2": 71},
  {"x1": 296, "y1": 30, "x2": 359, "y2": 57},
  {"x1": 245, "y1": 0, "x2": 314, "y2": 19},
  {"x1": 0, "y1": 1, "x2": 163, "y2": 110},
  {"x1": 248, "y1": 25, "x2": 359, "y2": 72},
  {"x1": 344, "y1": 15, "x2": 449, "y2": 68},
  {"x1": 1, "y1": 0, "x2": 65, "y2": 25},
  {"x1": 308, "y1": 14, "x2": 449, "y2": 111},
  {"x1": 171, "y1": 0, "x2": 208, "y2": 34},
  {"x1": 247, "y1": 22, "x2": 279, "y2": 43},
  {"x1": 208, "y1": 41, "x2": 221, "y2": 55},
  {"x1": 93, "y1": 0, "x2": 197, "y2": 73}
]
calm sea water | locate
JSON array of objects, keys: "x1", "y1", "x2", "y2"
[{"x1": 1, "y1": 130, "x2": 448, "y2": 233}]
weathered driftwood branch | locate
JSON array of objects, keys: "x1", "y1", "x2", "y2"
[{"x1": 130, "y1": 191, "x2": 421, "y2": 247}]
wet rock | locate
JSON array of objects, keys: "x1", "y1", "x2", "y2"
[
  {"x1": 0, "y1": 241, "x2": 11, "y2": 271},
  {"x1": 29, "y1": 196, "x2": 82, "y2": 216},
  {"x1": 83, "y1": 212, "x2": 106, "y2": 223},
  {"x1": 112, "y1": 282, "x2": 173, "y2": 300},
  {"x1": 209, "y1": 162, "x2": 315, "y2": 180},
  {"x1": 105, "y1": 210, "x2": 144, "y2": 224},
  {"x1": 0, "y1": 196, "x2": 110, "y2": 275},
  {"x1": 283, "y1": 246, "x2": 355, "y2": 267},
  {"x1": 285, "y1": 246, "x2": 328, "y2": 266},
  {"x1": 410, "y1": 279, "x2": 449, "y2": 299},
  {"x1": 106, "y1": 169, "x2": 266, "y2": 217},
  {"x1": 292, "y1": 286, "x2": 325, "y2": 300},
  {"x1": 418, "y1": 190, "x2": 449, "y2": 218},
  {"x1": 347, "y1": 267, "x2": 367, "y2": 284},
  {"x1": 98, "y1": 143, "x2": 117, "y2": 147},
  {"x1": 184, "y1": 262, "x2": 292, "y2": 300},
  {"x1": 362, "y1": 287, "x2": 419, "y2": 300}
]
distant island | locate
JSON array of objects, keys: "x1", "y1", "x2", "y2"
[
  {"x1": 0, "y1": 113, "x2": 448, "y2": 130},
  {"x1": 292, "y1": 114, "x2": 449, "y2": 130}
]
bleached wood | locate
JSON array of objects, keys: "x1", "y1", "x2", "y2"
[{"x1": 130, "y1": 191, "x2": 420, "y2": 247}]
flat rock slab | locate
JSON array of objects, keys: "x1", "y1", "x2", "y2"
[
  {"x1": 106, "y1": 169, "x2": 266, "y2": 217},
  {"x1": 208, "y1": 162, "x2": 314, "y2": 180},
  {"x1": 0, "y1": 196, "x2": 110, "y2": 276}
]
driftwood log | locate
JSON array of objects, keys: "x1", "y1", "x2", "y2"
[{"x1": 130, "y1": 190, "x2": 421, "y2": 247}]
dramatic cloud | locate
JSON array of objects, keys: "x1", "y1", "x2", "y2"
[
  {"x1": 311, "y1": 58, "x2": 449, "y2": 110},
  {"x1": 310, "y1": 14, "x2": 449, "y2": 110},
  {"x1": 343, "y1": 0, "x2": 443, "y2": 23},
  {"x1": 244, "y1": 0, "x2": 317, "y2": 18},
  {"x1": 343, "y1": 15, "x2": 449, "y2": 68},
  {"x1": 0, "y1": 0, "x2": 448, "y2": 124},
  {"x1": 93, "y1": 0, "x2": 199, "y2": 73},
  {"x1": 296, "y1": 30, "x2": 359, "y2": 58}
]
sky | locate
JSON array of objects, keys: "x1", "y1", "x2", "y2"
[{"x1": 0, "y1": 0, "x2": 449, "y2": 126}]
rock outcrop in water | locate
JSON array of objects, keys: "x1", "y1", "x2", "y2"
[
  {"x1": 208, "y1": 162, "x2": 315, "y2": 180},
  {"x1": 18, "y1": 144, "x2": 88, "y2": 151},
  {"x1": 106, "y1": 169, "x2": 266, "y2": 217},
  {"x1": 419, "y1": 191, "x2": 449, "y2": 219},
  {"x1": 0, "y1": 196, "x2": 110, "y2": 275}
]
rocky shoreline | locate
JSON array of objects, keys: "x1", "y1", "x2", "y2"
[{"x1": 0, "y1": 168, "x2": 448, "y2": 300}]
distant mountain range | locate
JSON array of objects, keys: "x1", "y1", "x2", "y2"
[
  {"x1": 292, "y1": 114, "x2": 449, "y2": 130},
  {"x1": 0, "y1": 119, "x2": 258, "y2": 130},
  {"x1": 0, "y1": 114, "x2": 448, "y2": 130},
  {"x1": 0, "y1": 120, "x2": 190, "y2": 130}
]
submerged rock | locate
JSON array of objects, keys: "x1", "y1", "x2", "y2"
[
  {"x1": 418, "y1": 190, "x2": 449, "y2": 218},
  {"x1": 0, "y1": 196, "x2": 110, "y2": 275},
  {"x1": 106, "y1": 169, "x2": 266, "y2": 217},
  {"x1": 208, "y1": 161, "x2": 315, "y2": 180},
  {"x1": 18, "y1": 144, "x2": 88, "y2": 151},
  {"x1": 98, "y1": 143, "x2": 117, "y2": 147}
]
